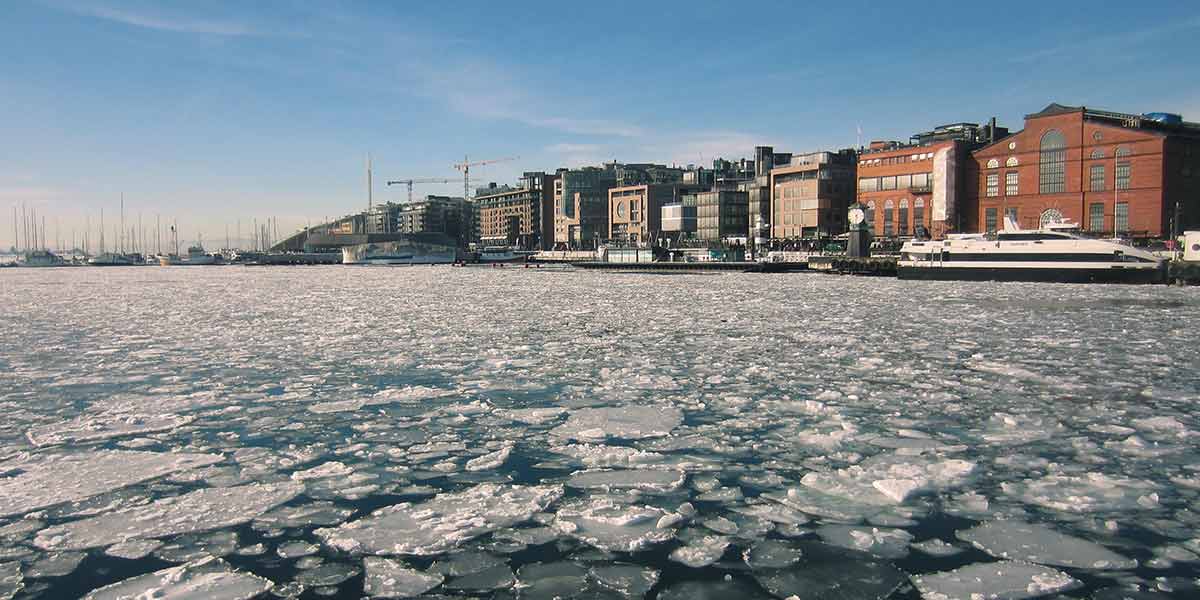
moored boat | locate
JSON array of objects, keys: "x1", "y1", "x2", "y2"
[{"x1": 898, "y1": 218, "x2": 1164, "y2": 284}]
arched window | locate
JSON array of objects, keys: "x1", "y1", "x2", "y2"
[
  {"x1": 1006, "y1": 156, "x2": 1019, "y2": 167},
  {"x1": 883, "y1": 199, "x2": 895, "y2": 236},
  {"x1": 1039, "y1": 208, "x2": 1064, "y2": 228},
  {"x1": 986, "y1": 158, "x2": 1000, "y2": 169},
  {"x1": 1115, "y1": 146, "x2": 1131, "y2": 157},
  {"x1": 1090, "y1": 149, "x2": 1105, "y2": 160},
  {"x1": 913, "y1": 198, "x2": 925, "y2": 228},
  {"x1": 898, "y1": 199, "x2": 909, "y2": 236},
  {"x1": 865, "y1": 201, "x2": 876, "y2": 232},
  {"x1": 1039, "y1": 130, "x2": 1067, "y2": 194}
]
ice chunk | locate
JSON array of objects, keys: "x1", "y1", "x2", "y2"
[
  {"x1": 550, "y1": 444, "x2": 664, "y2": 468},
  {"x1": 752, "y1": 541, "x2": 906, "y2": 600},
  {"x1": 495, "y1": 407, "x2": 567, "y2": 425},
  {"x1": 0, "y1": 450, "x2": 222, "y2": 517},
  {"x1": 276, "y1": 542, "x2": 319, "y2": 559},
  {"x1": 106, "y1": 539, "x2": 165, "y2": 560},
  {"x1": 911, "y1": 538, "x2": 964, "y2": 557},
  {"x1": 465, "y1": 446, "x2": 512, "y2": 472},
  {"x1": 291, "y1": 461, "x2": 353, "y2": 481},
  {"x1": 294, "y1": 562, "x2": 360, "y2": 587},
  {"x1": 363, "y1": 557, "x2": 443, "y2": 598},
  {"x1": 911, "y1": 560, "x2": 1082, "y2": 600},
  {"x1": 799, "y1": 453, "x2": 975, "y2": 506},
  {"x1": 742, "y1": 540, "x2": 804, "y2": 569},
  {"x1": 669, "y1": 535, "x2": 730, "y2": 568},
  {"x1": 35, "y1": 481, "x2": 304, "y2": 551},
  {"x1": 658, "y1": 579, "x2": 772, "y2": 600},
  {"x1": 24, "y1": 551, "x2": 86, "y2": 578},
  {"x1": 957, "y1": 521, "x2": 1137, "y2": 570},
  {"x1": 567, "y1": 469, "x2": 686, "y2": 493},
  {"x1": 81, "y1": 557, "x2": 272, "y2": 600},
  {"x1": 515, "y1": 561, "x2": 589, "y2": 600},
  {"x1": 817, "y1": 524, "x2": 914, "y2": 559},
  {"x1": 589, "y1": 564, "x2": 659, "y2": 597},
  {"x1": 316, "y1": 484, "x2": 562, "y2": 555},
  {"x1": 309, "y1": 386, "x2": 455, "y2": 414},
  {"x1": 0, "y1": 562, "x2": 19, "y2": 600},
  {"x1": 441, "y1": 564, "x2": 514, "y2": 592},
  {"x1": 26, "y1": 413, "x2": 195, "y2": 446},
  {"x1": 1002, "y1": 473, "x2": 1157, "y2": 514},
  {"x1": 554, "y1": 498, "x2": 675, "y2": 552},
  {"x1": 551, "y1": 406, "x2": 683, "y2": 441},
  {"x1": 429, "y1": 551, "x2": 506, "y2": 577}
]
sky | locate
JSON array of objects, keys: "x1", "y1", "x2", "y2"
[{"x1": 4, "y1": 0, "x2": 1200, "y2": 250}]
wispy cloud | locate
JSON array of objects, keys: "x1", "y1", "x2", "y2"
[
  {"x1": 1012, "y1": 15, "x2": 1200, "y2": 63},
  {"x1": 54, "y1": 2, "x2": 259, "y2": 36}
]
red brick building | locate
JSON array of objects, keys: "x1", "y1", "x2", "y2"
[
  {"x1": 857, "y1": 140, "x2": 970, "y2": 239},
  {"x1": 971, "y1": 104, "x2": 1200, "y2": 238}
]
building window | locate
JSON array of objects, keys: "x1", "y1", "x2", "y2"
[
  {"x1": 880, "y1": 176, "x2": 897, "y2": 191},
  {"x1": 1006, "y1": 156, "x2": 1019, "y2": 167},
  {"x1": 1115, "y1": 146, "x2": 1131, "y2": 158},
  {"x1": 987, "y1": 158, "x2": 1000, "y2": 169},
  {"x1": 1005, "y1": 207, "x2": 1018, "y2": 229},
  {"x1": 985, "y1": 207, "x2": 998, "y2": 232},
  {"x1": 883, "y1": 199, "x2": 894, "y2": 236},
  {"x1": 1039, "y1": 208, "x2": 1064, "y2": 228},
  {"x1": 858, "y1": 177, "x2": 877, "y2": 193},
  {"x1": 865, "y1": 201, "x2": 876, "y2": 232},
  {"x1": 913, "y1": 198, "x2": 925, "y2": 227},
  {"x1": 898, "y1": 199, "x2": 909, "y2": 236},
  {"x1": 1090, "y1": 149, "x2": 1105, "y2": 159},
  {"x1": 986, "y1": 173, "x2": 999, "y2": 197},
  {"x1": 1090, "y1": 164, "x2": 1105, "y2": 192},
  {"x1": 1116, "y1": 161, "x2": 1130, "y2": 190},
  {"x1": 1039, "y1": 130, "x2": 1067, "y2": 194},
  {"x1": 1005, "y1": 171, "x2": 1018, "y2": 196},
  {"x1": 1089, "y1": 202, "x2": 1104, "y2": 232},
  {"x1": 1115, "y1": 202, "x2": 1129, "y2": 233}
]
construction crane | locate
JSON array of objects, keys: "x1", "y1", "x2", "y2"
[
  {"x1": 385, "y1": 178, "x2": 458, "y2": 203},
  {"x1": 453, "y1": 156, "x2": 518, "y2": 199}
]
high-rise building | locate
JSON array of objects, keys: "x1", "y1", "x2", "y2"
[{"x1": 474, "y1": 172, "x2": 558, "y2": 250}]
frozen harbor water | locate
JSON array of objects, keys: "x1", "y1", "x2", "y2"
[{"x1": 0, "y1": 266, "x2": 1198, "y2": 599}]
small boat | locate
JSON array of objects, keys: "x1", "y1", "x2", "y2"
[
  {"x1": 88, "y1": 252, "x2": 136, "y2": 267},
  {"x1": 476, "y1": 245, "x2": 526, "y2": 264},
  {"x1": 160, "y1": 246, "x2": 217, "y2": 266},
  {"x1": 898, "y1": 217, "x2": 1164, "y2": 284},
  {"x1": 17, "y1": 250, "x2": 67, "y2": 267}
]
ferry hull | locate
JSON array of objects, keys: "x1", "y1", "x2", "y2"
[{"x1": 898, "y1": 265, "x2": 1165, "y2": 284}]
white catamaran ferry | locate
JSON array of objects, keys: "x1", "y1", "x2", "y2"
[{"x1": 898, "y1": 217, "x2": 1164, "y2": 284}]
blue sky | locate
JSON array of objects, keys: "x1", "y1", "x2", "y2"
[{"x1": 4, "y1": 0, "x2": 1200, "y2": 249}]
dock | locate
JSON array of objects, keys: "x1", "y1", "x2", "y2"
[
  {"x1": 807, "y1": 256, "x2": 898, "y2": 276},
  {"x1": 570, "y1": 261, "x2": 808, "y2": 273}
]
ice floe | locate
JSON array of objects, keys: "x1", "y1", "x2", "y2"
[
  {"x1": 316, "y1": 484, "x2": 562, "y2": 555},
  {"x1": 35, "y1": 481, "x2": 304, "y2": 551},
  {"x1": 554, "y1": 497, "x2": 675, "y2": 552},
  {"x1": 957, "y1": 521, "x2": 1137, "y2": 570},
  {"x1": 81, "y1": 557, "x2": 272, "y2": 600},
  {"x1": 363, "y1": 557, "x2": 444, "y2": 598},
  {"x1": 911, "y1": 560, "x2": 1082, "y2": 600},
  {"x1": 550, "y1": 406, "x2": 683, "y2": 441},
  {"x1": 0, "y1": 450, "x2": 222, "y2": 517}
]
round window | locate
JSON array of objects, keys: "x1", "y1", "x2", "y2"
[
  {"x1": 1039, "y1": 208, "x2": 1065, "y2": 228},
  {"x1": 1008, "y1": 141, "x2": 1016, "y2": 150},
  {"x1": 1193, "y1": 243, "x2": 1200, "y2": 252},
  {"x1": 616, "y1": 203, "x2": 625, "y2": 218}
]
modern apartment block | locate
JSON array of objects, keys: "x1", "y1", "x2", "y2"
[
  {"x1": 366, "y1": 195, "x2": 474, "y2": 248},
  {"x1": 769, "y1": 150, "x2": 857, "y2": 239},
  {"x1": 553, "y1": 166, "x2": 618, "y2": 247},
  {"x1": 608, "y1": 183, "x2": 706, "y2": 245},
  {"x1": 971, "y1": 103, "x2": 1200, "y2": 237},
  {"x1": 474, "y1": 172, "x2": 558, "y2": 250},
  {"x1": 693, "y1": 190, "x2": 749, "y2": 242}
]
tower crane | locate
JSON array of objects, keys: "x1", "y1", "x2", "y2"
[
  {"x1": 385, "y1": 178, "x2": 458, "y2": 203},
  {"x1": 453, "y1": 156, "x2": 519, "y2": 199}
]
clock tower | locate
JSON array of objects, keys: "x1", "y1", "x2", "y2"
[{"x1": 846, "y1": 202, "x2": 871, "y2": 258}]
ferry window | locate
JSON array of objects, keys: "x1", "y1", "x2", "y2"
[
  {"x1": 1088, "y1": 203, "x2": 1104, "y2": 232},
  {"x1": 1090, "y1": 164, "x2": 1105, "y2": 192},
  {"x1": 1039, "y1": 130, "x2": 1067, "y2": 194},
  {"x1": 1115, "y1": 202, "x2": 1129, "y2": 232},
  {"x1": 985, "y1": 207, "x2": 998, "y2": 233},
  {"x1": 913, "y1": 198, "x2": 925, "y2": 226},
  {"x1": 986, "y1": 173, "x2": 999, "y2": 197},
  {"x1": 899, "y1": 199, "x2": 909, "y2": 236},
  {"x1": 1116, "y1": 162, "x2": 1131, "y2": 190},
  {"x1": 1005, "y1": 171, "x2": 1018, "y2": 196}
]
